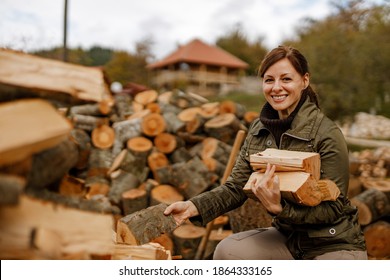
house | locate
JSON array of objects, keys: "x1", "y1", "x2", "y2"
[{"x1": 146, "y1": 38, "x2": 249, "y2": 96}]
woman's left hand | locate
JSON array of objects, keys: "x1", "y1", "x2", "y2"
[{"x1": 251, "y1": 163, "x2": 283, "y2": 215}]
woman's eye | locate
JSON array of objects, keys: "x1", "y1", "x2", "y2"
[{"x1": 264, "y1": 79, "x2": 273, "y2": 83}]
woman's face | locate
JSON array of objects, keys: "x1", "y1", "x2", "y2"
[{"x1": 262, "y1": 58, "x2": 309, "y2": 119}]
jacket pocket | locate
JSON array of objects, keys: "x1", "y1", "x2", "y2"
[{"x1": 307, "y1": 218, "x2": 356, "y2": 246}]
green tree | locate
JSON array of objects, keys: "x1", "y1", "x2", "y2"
[{"x1": 216, "y1": 23, "x2": 268, "y2": 75}]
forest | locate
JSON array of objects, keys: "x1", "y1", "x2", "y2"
[{"x1": 32, "y1": 0, "x2": 389, "y2": 120}]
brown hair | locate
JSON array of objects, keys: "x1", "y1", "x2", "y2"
[{"x1": 258, "y1": 46, "x2": 319, "y2": 108}]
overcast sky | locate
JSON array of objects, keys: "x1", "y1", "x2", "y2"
[{"x1": 0, "y1": 0, "x2": 385, "y2": 60}]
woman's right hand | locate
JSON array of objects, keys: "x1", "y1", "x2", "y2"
[{"x1": 163, "y1": 200, "x2": 199, "y2": 226}]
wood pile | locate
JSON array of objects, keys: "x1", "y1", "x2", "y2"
[
  {"x1": 0, "y1": 49, "x2": 262, "y2": 260},
  {"x1": 349, "y1": 146, "x2": 390, "y2": 259}
]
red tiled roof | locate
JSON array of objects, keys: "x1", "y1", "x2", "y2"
[{"x1": 147, "y1": 38, "x2": 249, "y2": 69}]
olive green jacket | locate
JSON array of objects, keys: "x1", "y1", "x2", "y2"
[{"x1": 190, "y1": 96, "x2": 366, "y2": 259}]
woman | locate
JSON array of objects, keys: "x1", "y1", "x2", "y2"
[{"x1": 164, "y1": 46, "x2": 367, "y2": 260}]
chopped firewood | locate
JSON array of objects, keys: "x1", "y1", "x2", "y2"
[
  {"x1": 243, "y1": 111, "x2": 259, "y2": 125},
  {"x1": 112, "y1": 118, "x2": 142, "y2": 157},
  {"x1": 147, "y1": 150, "x2": 169, "y2": 179},
  {"x1": 250, "y1": 148, "x2": 321, "y2": 180},
  {"x1": 0, "y1": 99, "x2": 72, "y2": 167},
  {"x1": 72, "y1": 114, "x2": 108, "y2": 131},
  {"x1": 363, "y1": 220, "x2": 390, "y2": 259},
  {"x1": 150, "y1": 184, "x2": 184, "y2": 206},
  {"x1": 134, "y1": 90, "x2": 158, "y2": 106},
  {"x1": 177, "y1": 107, "x2": 203, "y2": 122},
  {"x1": 219, "y1": 100, "x2": 246, "y2": 119},
  {"x1": 204, "y1": 113, "x2": 244, "y2": 145},
  {"x1": 69, "y1": 102, "x2": 113, "y2": 117},
  {"x1": 91, "y1": 124, "x2": 115, "y2": 149},
  {"x1": 0, "y1": 174, "x2": 26, "y2": 205},
  {"x1": 185, "y1": 113, "x2": 207, "y2": 134},
  {"x1": 108, "y1": 170, "x2": 140, "y2": 205},
  {"x1": 58, "y1": 174, "x2": 86, "y2": 198},
  {"x1": 112, "y1": 243, "x2": 171, "y2": 260},
  {"x1": 0, "y1": 48, "x2": 112, "y2": 105},
  {"x1": 116, "y1": 203, "x2": 178, "y2": 245},
  {"x1": 162, "y1": 112, "x2": 186, "y2": 133},
  {"x1": 199, "y1": 102, "x2": 220, "y2": 119},
  {"x1": 154, "y1": 132, "x2": 184, "y2": 154},
  {"x1": 350, "y1": 188, "x2": 390, "y2": 225},
  {"x1": 145, "y1": 102, "x2": 161, "y2": 114},
  {"x1": 200, "y1": 137, "x2": 232, "y2": 165},
  {"x1": 127, "y1": 136, "x2": 153, "y2": 154},
  {"x1": 172, "y1": 223, "x2": 206, "y2": 259},
  {"x1": 141, "y1": 113, "x2": 166, "y2": 137},
  {"x1": 151, "y1": 233, "x2": 174, "y2": 253},
  {"x1": 69, "y1": 129, "x2": 91, "y2": 170},
  {"x1": 244, "y1": 171, "x2": 339, "y2": 206},
  {"x1": 0, "y1": 195, "x2": 115, "y2": 260},
  {"x1": 122, "y1": 188, "x2": 148, "y2": 216}
]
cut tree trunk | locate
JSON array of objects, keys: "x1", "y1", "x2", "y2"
[
  {"x1": 108, "y1": 170, "x2": 140, "y2": 205},
  {"x1": 350, "y1": 188, "x2": 390, "y2": 225},
  {"x1": 91, "y1": 124, "x2": 115, "y2": 149},
  {"x1": 154, "y1": 132, "x2": 184, "y2": 154},
  {"x1": 363, "y1": 220, "x2": 390, "y2": 259},
  {"x1": 116, "y1": 203, "x2": 178, "y2": 245},
  {"x1": 134, "y1": 90, "x2": 158, "y2": 106},
  {"x1": 141, "y1": 113, "x2": 166, "y2": 137},
  {"x1": 121, "y1": 188, "x2": 148, "y2": 216},
  {"x1": 219, "y1": 100, "x2": 246, "y2": 119},
  {"x1": 204, "y1": 113, "x2": 243, "y2": 145},
  {"x1": 172, "y1": 223, "x2": 206, "y2": 260},
  {"x1": 150, "y1": 184, "x2": 184, "y2": 206},
  {"x1": 69, "y1": 129, "x2": 91, "y2": 170},
  {"x1": 0, "y1": 99, "x2": 72, "y2": 167}
]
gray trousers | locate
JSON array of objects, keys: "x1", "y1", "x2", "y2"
[{"x1": 213, "y1": 227, "x2": 368, "y2": 260}]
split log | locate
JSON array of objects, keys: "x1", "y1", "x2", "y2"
[
  {"x1": 58, "y1": 174, "x2": 86, "y2": 198},
  {"x1": 250, "y1": 148, "x2": 321, "y2": 180},
  {"x1": 114, "y1": 93, "x2": 132, "y2": 120},
  {"x1": 170, "y1": 147, "x2": 193, "y2": 164},
  {"x1": 127, "y1": 136, "x2": 153, "y2": 155},
  {"x1": 0, "y1": 48, "x2": 112, "y2": 105},
  {"x1": 116, "y1": 203, "x2": 178, "y2": 245},
  {"x1": 112, "y1": 243, "x2": 171, "y2": 260},
  {"x1": 134, "y1": 90, "x2": 158, "y2": 106},
  {"x1": 121, "y1": 188, "x2": 148, "y2": 216},
  {"x1": 350, "y1": 188, "x2": 390, "y2": 225},
  {"x1": 0, "y1": 174, "x2": 26, "y2": 205},
  {"x1": 162, "y1": 112, "x2": 186, "y2": 134},
  {"x1": 0, "y1": 99, "x2": 72, "y2": 167},
  {"x1": 111, "y1": 118, "x2": 142, "y2": 157},
  {"x1": 71, "y1": 114, "x2": 108, "y2": 131},
  {"x1": 169, "y1": 89, "x2": 208, "y2": 109},
  {"x1": 219, "y1": 100, "x2": 246, "y2": 119},
  {"x1": 150, "y1": 184, "x2": 184, "y2": 206},
  {"x1": 69, "y1": 129, "x2": 91, "y2": 170},
  {"x1": 151, "y1": 233, "x2": 174, "y2": 254},
  {"x1": 169, "y1": 157, "x2": 215, "y2": 199},
  {"x1": 108, "y1": 170, "x2": 140, "y2": 205},
  {"x1": 91, "y1": 124, "x2": 115, "y2": 149},
  {"x1": 172, "y1": 223, "x2": 206, "y2": 260},
  {"x1": 69, "y1": 102, "x2": 112, "y2": 117},
  {"x1": 227, "y1": 199, "x2": 272, "y2": 233},
  {"x1": 199, "y1": 102, "x2": 220, "y2": 119},
  {"x1": 348, "y1": 175, "x2": 363, "y2": 199},
  {"x1": 201, "y1": 137, "x2": 232, "y2": 165},
  {"x1": 117, "y1": 148, "x2": 151, "y2": 182},
  {"x1": 204, "y1": 113, "x2": 243, "y2": 145},
  {"x1": 243, "y1": 111, "x2": 259, "y2": 125},
  {"x1": 363, "y1": 220, "x2": 390, "y2": 259},
  {"x1": 154, "y1": 132, "x2": 184, "y2": 154},
  {"x1": 0, "y1": 195, "x2": 115, "y2": 260},
  {"x1": 185, "y1": 114, "x2": 207, "y2": 134},
  {"x1": 26, "y1": 138, "x2": 79, "y2": 190},
  {"x1": 177, "y1": 107, "x2": 203, "y2": 122},
  {"x1": 147, "y1": 150, "x2": 170, "y2": 180},
  {"x1": 202, "y1": 157, "x2": 225, "y2": 179},
  {"x1": 141, "y1": 112, "x2": 166, "y2": 137},
  {"x1": 146, "y1": 102, "x2": 161, "y2": 114},
  {"x1": 244, "y1": 171, "x2": 340, "y2": 206},
  {"x1": 85, "y1": 148, "x2": 112, "y2": 198}
]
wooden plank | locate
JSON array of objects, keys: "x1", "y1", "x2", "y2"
[{"x1": 0, "y1": 99, "x2": 72, "y2": 166}]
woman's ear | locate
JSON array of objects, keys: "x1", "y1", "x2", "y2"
[{"x1": 303, "y1": 73, "x2": 310, "y2": 89}]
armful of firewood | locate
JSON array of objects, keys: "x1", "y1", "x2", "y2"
[{"x1": 243, "y1": 171, "x2": 340, "y2": 207}]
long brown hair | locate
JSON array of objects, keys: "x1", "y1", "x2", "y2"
[{"x1": 258, "y1": 46, "x2": 319, "y2": 108}]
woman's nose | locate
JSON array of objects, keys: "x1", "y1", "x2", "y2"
[{"x1": 272, "y1": 80, "x2": 282, "y2": 92}]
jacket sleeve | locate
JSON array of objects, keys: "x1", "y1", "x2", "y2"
[
  {"x1": 189, "y1": 132, "x2": 253, "y2": 226},
  {"x1": 276, "y1": 121, "x2": 350, "y2": 225}
]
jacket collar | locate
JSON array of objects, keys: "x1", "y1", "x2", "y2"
[{"x1": 251, "y1": 95, "x2": 324, "y2": 141}]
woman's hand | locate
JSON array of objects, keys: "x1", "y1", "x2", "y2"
[
  {"x1": 163, "y1": 200, "x2": 199, "y2": 226},
  {"x1": 251, "y1": 163, "x2": 282, "y2": 215}
]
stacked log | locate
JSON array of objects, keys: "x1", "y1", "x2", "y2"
[{"x1": 348, "y1": 146, "x2": 390, "y2": 259}]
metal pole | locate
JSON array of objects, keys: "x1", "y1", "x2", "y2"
[{"x1": 63, "y1": 0, "x2": 68, "y2": 62}]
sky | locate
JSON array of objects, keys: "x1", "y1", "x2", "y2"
[{"x1": 0, "y1": 0, "x2": 385, "y2": 60}]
